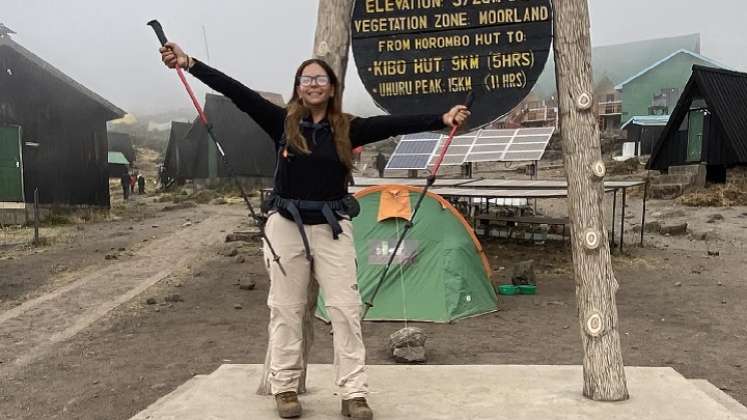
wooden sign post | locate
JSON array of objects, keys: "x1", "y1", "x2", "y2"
[{"x1": 553, "y1": 0, "x2": 629, "y2": 401}]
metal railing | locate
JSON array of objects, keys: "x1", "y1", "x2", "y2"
[{"x1": 598, "y1": 100, "x2": 622, "y2": 115}]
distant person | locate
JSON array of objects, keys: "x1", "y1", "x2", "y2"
[
  {"x1": 130, "y1": 173, "x2": 137, "y2": 193},
  {"x1": 375, "y1": 152, "x2": 387, "y2": 178},
  {"x1": 120, "y1": 171, "x2": 130, "y2": 200},
  {"x1": 137, "y1": 174, "x2": 146, "y2": 194}
]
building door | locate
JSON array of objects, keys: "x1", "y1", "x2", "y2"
[
  {"x1": 687, "y1": 110, "x2": 704, "y2": 162},
  {"x1": 0, "y1": 126, "x2": 25, "y2": 202}
]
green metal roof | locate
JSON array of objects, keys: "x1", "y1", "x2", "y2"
[
  {"x1": 615, "y1": 49, "x2": 727, "y2": 89},
  {"x1": 621, "y1": 115, "x2": 671, "y2": 129},
  {"x1": 108, "y1": 151, "x2": 129, "y2": 165},
  {"x1": 532, "y1": 33, "x2": 702, "y2": 98}
]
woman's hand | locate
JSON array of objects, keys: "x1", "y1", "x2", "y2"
[
  {"x1": 159, "y1": 42, "x2": 190, "y2": 70},
  {"x1": 442, "y1": 105, "x2": 471, "y2": 128}
]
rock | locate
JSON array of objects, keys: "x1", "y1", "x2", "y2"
[
  {"x1": 118, "y1": 247, "x2": 126, "y2": 252},
  {"x1": 154, "y1": 307, "x2": 160, "y2": 313},
  {"x1": 105, "y1": 254, "x2": 118, "y2": 260},
  {"x1": 50, "y1": 264, "x2": 68, "y2": 274},
  {"x1": 152, "y1": 225, "x2": 160, "y2": 228},
  {"x1": 708, "y1": 250, "x2": 720, "y2": 257},
  {"x1": 674, "y1": 282, "x2": 682, "y2": 287},
  {"x1": 128, "y1": 226, "x2": 134, "y2": 230},
  {"x1": 645, "y1": 221, "x2": 662, "y2": 233},
  {"x1": 219, "y1": 246, "x2": 239, "y2": 257},
  {"x1": 690, "y1": 229, "x2": 719, "y2": 241},
  {"x1": 225, "y1": 229, "x2": 262, "y2": 243},
  {"x1": 164, "y1": 294, "x2": 183, "y2": 303},
  {"x1": 182, "y1": 222, "x2": 193, "y2": 227},
  {"x1": 233, "y1": 304, "x2": 243, "y2": 310},
  {"x1": 511, "y1": 260, "x2": 536, "y2": 286},
  {"x1": 392, "y1": 346, "x2": 426, "y2": 363},
  {"x1": 235, "y1": 255, "x2": 246, "y2": 264},
  {"x1": 707, "y1": 214, "x2": 724, "y2": 223},
  {"x1": 146, "y1": 298, "x2": 157, "y2": 305},
  {"x1": 239, "y1": 280, "x2": 256, "y2": 290},
  {"x1": 659, "y1": 222, "x2": 688, "y2": 236},
  {"x1": 388, "y1": 327, "x2": 427, "y2": 363}
]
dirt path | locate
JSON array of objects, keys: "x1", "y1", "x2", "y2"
[
  {"x1": 0, "y1": 204, "x2": 243, "y2": 379},
  {"x1": 1, "y1": 191, "x2": 746, "y2": 420}
]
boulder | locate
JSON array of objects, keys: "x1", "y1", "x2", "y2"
[
  {"x1": 388, "y1": 327, "x2": 427, "y2": 363},
  {"x1": 660, "y1": 222, "x2": 688, "y2": 236}
]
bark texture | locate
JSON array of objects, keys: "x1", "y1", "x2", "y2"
[{"x1": 552, "y1": 0, "x2": 629, "y2": 401}]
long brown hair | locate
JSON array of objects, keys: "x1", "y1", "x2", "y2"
[{"x1": 285, "y1": 58, "x2": 353, "y2": 170}]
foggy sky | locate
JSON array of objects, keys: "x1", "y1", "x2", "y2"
[{"x1": 3, "y1": 0, "x2": 747, "y2": 118}]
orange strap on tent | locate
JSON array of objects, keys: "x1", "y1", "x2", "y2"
[{"x1": 377, "y1": 186, "x2": 412, "y2": 222}]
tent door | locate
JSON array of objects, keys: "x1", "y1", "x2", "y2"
[
  {"x1": 0, "y1": 125, "x2": 24, "y2": 202},
  {"x1": 687, "y1": 110, "x2": 704, "y2": 162}
]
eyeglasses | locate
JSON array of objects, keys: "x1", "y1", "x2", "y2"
[{"x1": 297, "y1": 75, "x2": 330, "y2": 87}]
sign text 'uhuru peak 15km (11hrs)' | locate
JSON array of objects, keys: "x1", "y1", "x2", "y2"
[{"x1": 352, "y1": 0, "x2": 553, "y2": 131}]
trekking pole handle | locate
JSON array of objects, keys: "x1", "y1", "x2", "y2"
[
  {"x1": 147, "y1": 20, "x2": 169, "y2": 47},
  {"x1": 464, "y1": 90, "x2": 476, "y2": 110}
]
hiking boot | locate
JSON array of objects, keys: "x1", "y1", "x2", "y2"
[
  {"x1": 274, "y1": 391, "x2": 302, "y2": 418},
  {"x1": 341, "y1": 397, "x2": 373, "y2": 419}
]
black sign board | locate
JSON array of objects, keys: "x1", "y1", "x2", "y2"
[{"x1": 351, "y1": 0, "x2": 553, "y2": 131}]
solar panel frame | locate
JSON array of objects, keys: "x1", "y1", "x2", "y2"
[{"x1": 385, "y1": 127, "x2": 554, "y2": 170}]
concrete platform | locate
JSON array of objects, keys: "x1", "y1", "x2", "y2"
[{"x1": 131, "y1": 364, "x2": 746, "y2": 420}]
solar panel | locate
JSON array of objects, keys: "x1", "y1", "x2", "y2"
[
  {"x1": 385, "y1": 132, "x2": 443, "y2": 170},
  {"x1": 465, "y1": 127, "x2": 554, "y2": 163},
  {"x1": 385, "y1": 127, "x2": 554, "y2": 170}
]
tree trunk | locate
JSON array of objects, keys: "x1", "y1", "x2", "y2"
[
  {"x1": 552, "y1": 0, "x2": 629, "y2": 401},
  {"x1": 256, "y1": 0, "x2": 354, "y2": 396},
  {"x1": 311, "y1": 0, "x2": 354, "y2": 89}
]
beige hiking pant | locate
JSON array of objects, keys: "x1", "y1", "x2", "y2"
[{"x1": 263, "y1": 212, "x2": 368, "y2": 400}]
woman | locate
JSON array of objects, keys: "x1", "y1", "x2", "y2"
[{"x1": 160, "y1": 43, "x2": 470, "y2": 420}]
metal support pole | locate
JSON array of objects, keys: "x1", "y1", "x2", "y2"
[
  {"x1": 620, "y1": 188, "x2": 627, "y2": 253},
  {"x1": 611, "y1": 189, "x2": 617, "y2": 247},
  {"x1": 33, "y1": 188, "x2": 40, "y2": 246},
  {"x1": 640, "y1": 181, "x2": 648, "y2": 247}
]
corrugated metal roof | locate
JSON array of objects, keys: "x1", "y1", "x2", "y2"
[
  {"x1": 108, "y1": 151, "x2": 129, "y2": 165},
  {"x1": 648, "y1": 65, "x2": 747, "y2": 169},
  {"x1": 615, "y1": 50, "x2": 727, "y2": 90},
  {"x1": 693, "y1": 66, "x2": 747, "y2": 161},
  {"x1": 0, "y1": 36, "x2": 125, "y2": 119},
  {"x1": 621, "y1": 115, "x2": 671, "y2": 129}
]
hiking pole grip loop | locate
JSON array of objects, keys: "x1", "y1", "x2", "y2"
[{"x1": 147, "y1": 20, "x2": 169, "y2": 46}]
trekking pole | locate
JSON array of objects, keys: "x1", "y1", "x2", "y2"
[
  {"x1": 147, "y1": 20, "x2": 286, "y2": 275},
  {"x1": 362, "y1": 91, "x2": 475, "y2": 319}
]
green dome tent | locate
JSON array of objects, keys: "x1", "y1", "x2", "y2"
[{"x1": 318, "y1": 185, "x2": 497, "y2": 323}]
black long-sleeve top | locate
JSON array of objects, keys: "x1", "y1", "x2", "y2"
[{"x1": 188, "y1": 60, "x2": 446, "y2": 223}]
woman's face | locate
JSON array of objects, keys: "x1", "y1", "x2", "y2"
[{"x1": 296, "y1": 62, "x2": 334, "y2": 108}]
